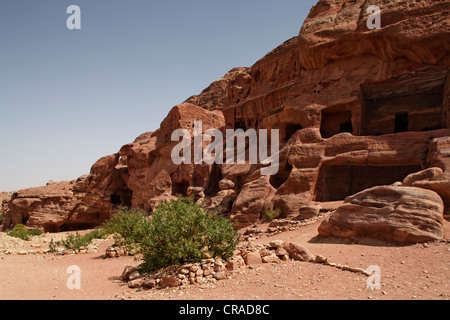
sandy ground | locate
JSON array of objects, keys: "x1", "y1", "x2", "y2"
[{"x1": 0, "y1": 217, "x2": 449, "y2": 301}]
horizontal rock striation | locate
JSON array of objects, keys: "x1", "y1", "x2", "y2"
[{"x1": 3, "y1": 0, "x2": 449, "y2": 243}]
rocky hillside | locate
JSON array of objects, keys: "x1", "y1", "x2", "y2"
[{"x1": 3, "y1": 0, "x2": 450, "y2": 244}]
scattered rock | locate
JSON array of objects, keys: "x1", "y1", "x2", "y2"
[
  {"x1": 318, "y1": 186, "x2": 445, "y2": 244},
  {"x1": 283, "y1": 242, "x2": 315, "y2": 262},
  {"x1": 213, "y1": 272, "x2": 228, "y2": 280},
  {"x1": 225, "y1": 256, "x2": 245, "y2": 271},
  {"x1": 315, "y1": 255, "x2": 329, "y2": 264},
  {"x1": 219, "y1": 179, "x2": 235, "y2": 191},
  {"x1": 297, "y1": 204, "x2": 321, "y2": 220},
  {"x1": 159, "y1": 275, "x2": 181, "y2": 288},
  {"x1": 275, "y1": 247, "x2": 288, "y2": 257},
  {"x1": 121, "y1": 266, "x2": 138, "y2": 281},
  {"x1": 269, "y1": 240, "x2": 284, "y2": 248},
  {"x1": 128, "y1": 271, "x2": 141, "y2": 281},
  {"x1": 262, "y1": 254, "x2": 281, "y2": 264},
  {"x1": 143, "y1": 279, "x2": 157, "y2": 288},
  {"x1": 243, "y1": 252, "x2": 263, "y2": 266},
  {"x1": 128, "y1": 279, "x2": 144, "y2": 289}
]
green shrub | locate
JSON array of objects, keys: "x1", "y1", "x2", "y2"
[
  {"x1": 57, "y1": 228, "x2": 109, "y2": 251},
  {"x1": 105, "y1": 207, "x2": 151, "y2": 248},
  {"x1": 8, "y1": 224, "x2": 43, "y2": 241},
  {"x1": 263, "y1": 208, "x2": 281, "y2": 222},
  {"x1": 139, "y1": 197, "x2": 240, "y2": 272}
]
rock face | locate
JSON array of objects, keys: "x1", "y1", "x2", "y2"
[
  {"x1": 2, "y1": 154, "x2": 130, "y2": 232},
  {"x1": 118, "y1": 103, "x2": 225, "y2": 210},
  {"x1": 318, "y1": 186, "x2": 445, "y2": 243},
  {"x1": 283, "y1": 242, "x2": 316, "y2": 262},
  {"x1": 0, "y1": 192, "x2": 11, "y2": 216},
  {"x1": 3, "y1": 0, "x2": 449, "y2": 240}
]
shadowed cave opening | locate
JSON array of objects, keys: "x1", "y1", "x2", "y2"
[
  {"x1": 320, "y1": 110, "x2": 353, "y2": 138},
  {"x1": 284, "y1": 123, "x2": 303, "y2": 141},
  {"x1": 59, "y1": 222, "x2": 100, "y2": 233},
  {"x1": 270, "y1": 161, "x2": 293, "y2": 189},
  {"x1": 361, "y1": 69, "x2": 447, "y2": 136},
  {"x1": 172, "y1": 180, "x2": 190, "y2": 196},
  {"x1": 394, "y1": 112, "x2": 409, "y2": 133},
  {"x1": 21, "y1": 215, "x2": 29, "y2": 225},
  {"x1": 314, "y1": 164, "x2": 422, "y2": 202},
  {"x1": 205, "y1": 164, "x2": 224, "y2": 196}
]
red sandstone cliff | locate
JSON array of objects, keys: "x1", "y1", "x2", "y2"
[{"x1": 3, "y1": 0, "x2": 450, "y2": 243}]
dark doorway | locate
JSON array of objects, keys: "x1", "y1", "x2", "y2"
[
  {"x1": 110, "y1": 191, "x2": 133, "y2": 207},
  {"x1": 320, "y1": 110, "x2": 352, "y2": 138},
  {"x1": 394, "y1": 112, "x2": 409, "y2": 133},
  {"x1": 340, "y1": 119, "x2": 353, "y2": 134},
  {"x1": 284, "y1": 123, "x2": 303, "y2": 141},
  {"x1": 270, "y1": 162, "x2": 293, "y2": 189},
  {"x1": 361, "y1": 68, "x2": 447, "y2": 136},
  {"x1": 234, "y1": 120, "x2": 247, "y2": 131},
  {"x1": 314, "y1": 164, "x2": 422, "y2": 201},
  {"x1": 172, "y1": 181, "x2": 190, "y2": 196},
  {"x1": 205, "y1": 164, "x2": 223, "y2": 196},
  {"x1": 110, "y1": 194, "x2": 121, "y2": 206}
]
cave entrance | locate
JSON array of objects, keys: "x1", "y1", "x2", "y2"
[
  {"x1": 205, "y1": 164, "x2": 223, "y2": 196},
  {"x1": 234, "y1": 120, "x2": 247, "y2": 131},
  {"x1": 284, "y1": 123, "x2": 303, "y2": 141},
  {"x1": 110, "y1": 190, "x2": 133, "y2": 208},
  {"x1": 361, "y1": 68, "x2": 448, "y2": 136},
  {"x1": 59, "y1": 223, "x2": 99, "y2": 233},
  {"x1": 270, "y1": 161, "x2": 293, "y2": 189},
  {"x1": 172, "y1": 181, "x2": 190, "y2": 196},
  {"x1": 110, "y1": 194, "x2": 121, "y2": 206},
  {"x1": 21, "y1": 215, "x2": 29, "y2": 225},
  {"x1": 314, "y1": 164, "x2": 422, "y2": 202},
  {"x1": 394, "y1": 112, "x2": 409, "y2": 133},
  {"x1": 320, "y1": 110, "x2": 353, "y2": 138}
]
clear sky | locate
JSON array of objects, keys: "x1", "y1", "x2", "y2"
[{"x1": 0, "y1": 0, "x2": 317, "y2": 192}]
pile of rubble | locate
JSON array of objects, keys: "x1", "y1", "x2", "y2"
[
  {"x1": 122, "y1": 239, "x2": 318, "y2": 289},
  {"x1": 242, "y1": 212, "x2": 331, "y2": 241}
]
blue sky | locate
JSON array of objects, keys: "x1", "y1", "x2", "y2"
[{"x1": 0, "y1": 0, "x2": 317, "y2": 191}]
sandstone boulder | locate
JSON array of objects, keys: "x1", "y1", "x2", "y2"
[
  {"x1": 230, "y1": 175, "x2": 277, "y2": 228},
  {"x1": 243, "y1": 252, "x2": 263, "y2": 266},
  {"x1": 318, "y1": 186, "x2": 445, "y2": 244},
  {"x1": 282, "y1": 242, "x2": 315, "y2": 262},
  {"x1": 219, "y1": 179, "x2": 235, "y2": 191},
  {"x1": 159, "y1": 275, "x2": 181, "y2": 288},
  {"x1": 3, "y1": 0, "x2": 450, "y2": 233},
  {"x1": 297, "y1": 204, "x2": 321, "y2": 220},
  {"x1": 147, "y1": 195, "x2": 177, "y2": 212}
]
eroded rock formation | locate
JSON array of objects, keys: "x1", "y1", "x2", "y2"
[
  {"x1": 318, "y1": 186, "x2": 445, "y2": 243},
  {"x1": 3, "y1": 0, "x2": 449, "y2": 243}
]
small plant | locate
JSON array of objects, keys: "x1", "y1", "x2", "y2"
[
  {"x1": 139, "y1": 197, "x2": 240, "y2": 272},
  {"x1": 105, "y1": 207, "x2": 151, "y2": 249},
  {"x1": 56, "y1": 228, "x2": 109, "y2": 251},
  {"x1": 48, "y1": 238, "x2": 58, "y2": 253},
  {"x1": 8, "y1": 224, "x2": 43, "y2": 241},
  {"x1": 263, "y1": 208, "x2": 281, "y2": 222}
]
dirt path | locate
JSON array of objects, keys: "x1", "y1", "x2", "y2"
[{"x1": 0, "y1": 218, "x2": 449, "y2": 300}]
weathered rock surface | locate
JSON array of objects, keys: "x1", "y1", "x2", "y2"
[
  {"x1": 3, "y1": 0, "x2": 449, "y2": 241},
  {"x1": 2, "y1": 154, "x2": 128, "y2": 232},
  {"x1": 283, "y1": 242, "x2": 316, "y2": 262},
  {"x1": 0, "y1": 192, "x2": 12, "y2": 221},
  {"x1": 222, "y1": 0, "x2": 450, "y2": 226},
  {"x1": 118, "y1": 103, "x2": 225, "y2": 211},
  {"x1": 318, "y1": 186, "x2": 445, "y2": 243}
]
